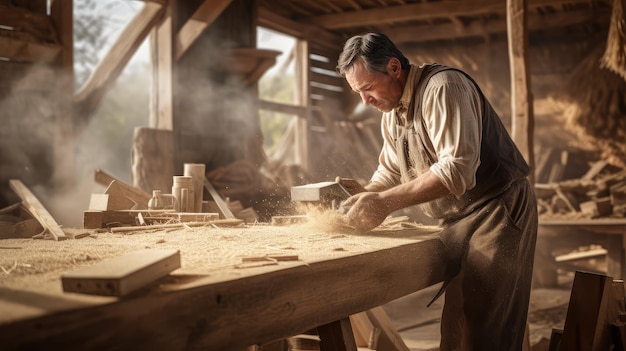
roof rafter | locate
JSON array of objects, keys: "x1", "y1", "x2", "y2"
[
  {"x1": 386, "y1": 6, "x2": 611, "y2": 44},
  {"x1": 307, "y1": 0, "x2": 610, "y2": 29}
]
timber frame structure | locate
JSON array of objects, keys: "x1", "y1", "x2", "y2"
[{"x1": 0, "y1": 0, "x2": 621, "y2": 210}]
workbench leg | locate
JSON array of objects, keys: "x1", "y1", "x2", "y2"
[
  {"x1": 606, "y1": 235, "x2": 625, "y2": 279},
  {"x1": 316, "y1": 317, "x2": 357, "y2": 351}
]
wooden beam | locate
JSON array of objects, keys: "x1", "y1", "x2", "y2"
[
  {"x1": 308, "y1": 0, "x2": 502, "y2": 29},
  {"x1": 257, "y1": 6, "x2": 343, "y2": 49},
  {"x1": 8, "y1": 179, "x2": 66, "y2": 241},
  {"x1": 294, "y1": 39, "x2": 311, "y2": 171},
  {"x1": 74, "y1": 2, "x2": 164, "y2": 122},
  {"x1": 258, "y1": 99, "x2": 307, "y2": 116},
  {"x1": 507, "y1": 0, "x2": 535, "y2": 177},
  {"x1": 174, "y1": 0, "x2": 232, "y2": 61},
  {"x1": 150, "y1": 0, "x2": 174, "y2": 130},
  {"x1": 50, "y1": 0, "x2": 75, "y2": 187},
  {"x1": 385, "y1": 7, "x2": 611, "y2": 44},
  {"x1": 306, "y1": 0, "x2": 609, "y2": 31},
  {"x1": 0, "y1": 35, "x2": 60, "y2": 62}
]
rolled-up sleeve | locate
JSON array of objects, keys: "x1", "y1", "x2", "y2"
[
  {"x1": 423, "y1": 71, "x2": 483, "y2": 197},
  {"x1": 370, "y1": 111, "x2": 402, "y2": 189}
]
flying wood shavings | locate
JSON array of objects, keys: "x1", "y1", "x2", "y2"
[{"x1": 295, "y1": 204, "x2": 356, "y2": 233}]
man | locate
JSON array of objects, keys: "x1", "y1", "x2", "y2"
[{"x1": 337, "y1": 32, "x2": 538, "y2": 351}]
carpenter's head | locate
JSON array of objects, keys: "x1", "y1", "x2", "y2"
[{"x1": 337, "y1": 33, "x2": 410, "y2": 112}]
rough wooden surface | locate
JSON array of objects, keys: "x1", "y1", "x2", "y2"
[{"x1": 0, "y1": 222, "x2": 444, "y2": 350}]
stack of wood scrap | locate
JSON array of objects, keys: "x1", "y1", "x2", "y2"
[
  {"x1": 88, "y1": 169, "x2": 244, "y2": 231},
  {"x1": 536, "y1": 160, "x2": 626, "y2": 219}
]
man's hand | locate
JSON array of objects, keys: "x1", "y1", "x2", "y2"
[{"x1": 341, "y1": 192, "x2": 391, "y2": 231}]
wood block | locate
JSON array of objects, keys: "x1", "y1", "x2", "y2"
[
  {"x1": 88, "y1": 193, "x2": 135, "y2": 211},
  {"x1": 174, "y1": 212, "x2": 219, "y2": 222},
  {"x1": 61, "y1": 249, "x2": 181, "y2": 296},
  {"x1": 580, "y1": 197, "x2": 613, "y2": 218},
  {"x1": 610, "y1": 182, "x2": 626, "y2": 206},
  {"x1": 8, "y1": 179, "x2": 65, "y2": 240}
]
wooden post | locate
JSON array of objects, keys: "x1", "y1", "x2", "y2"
[
  {"x1": 50, "y1": 0, "x2": 74, "y2": 188},
  {"x1": 294, "y1": 39, "x2": 311, "y2": 172},
  {"x1": 150, "y1": 0, "x2": 175, "y2": 130},
  {"x1": 316, "y1": 318, "x2": 357, "y2": 351},
  {"x1": 506, "y1": 0, "x2": 535, "y2": 183}
]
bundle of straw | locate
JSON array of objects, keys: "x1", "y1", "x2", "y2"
[{"x1": 602, "y1": 0, "x2": 626, "y2": 80}]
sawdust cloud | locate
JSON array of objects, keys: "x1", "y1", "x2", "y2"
[{"x1": 293, "y1": 203, "x2": 356, "y2": 233}]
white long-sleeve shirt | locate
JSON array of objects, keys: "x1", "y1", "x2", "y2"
[{"x1": 370, "y1": 64, "x2": 483, "y2": 198}]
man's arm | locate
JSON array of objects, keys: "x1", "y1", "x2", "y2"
[{"x1": 343, "y1": 171, "x2": 449, "y2": 230}]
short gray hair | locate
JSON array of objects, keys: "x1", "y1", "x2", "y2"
[{"x1": 336, "y1": 32, "x2": 410, "y2": 76}]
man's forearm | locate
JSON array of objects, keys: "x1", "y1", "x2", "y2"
[
  {"x1": 378, "y1": 171, "x2": 450, "y2": 213},
  {"x1": 364, "y1": 181, "x2": 388, "y2": 192}
]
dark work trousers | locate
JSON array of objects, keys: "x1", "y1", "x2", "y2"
[{"x1": 438, "y1": 178, "x2": 538, "y2": 351}]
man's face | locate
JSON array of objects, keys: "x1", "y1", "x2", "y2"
[{"x1": 345, "y1": 58, "x2": 404, "y2": 113}]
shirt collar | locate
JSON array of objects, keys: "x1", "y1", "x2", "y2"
[{"x1": 396, "y1": 64, "x2": 424, "y2": 120}]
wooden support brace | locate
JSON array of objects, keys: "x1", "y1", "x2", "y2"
[{"x1": 316, "y1": 317, "x2": 357, "y2": 351}]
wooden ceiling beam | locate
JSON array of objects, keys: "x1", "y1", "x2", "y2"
[
  {"x1": 386, "y1": 7, "x2": 611, "y2": 44},
  {"x1": 174, "y1": 0, "x2": 232, "y2": 61},
  {"x1": 74, "y1": 2, "x2": 164, "y2": 121},
  {"x1": 0, "y1": 35, "x2": 60, "y2": 62},
  {"x1": 307, "y1": 0, "x2": 609, "y2": 29},
  {"x1": 257, "y1": 6, "x2": 343, "y2": 49},
  {"x1": 308, "y1": 1, "x2": 502, "y2": 29}
]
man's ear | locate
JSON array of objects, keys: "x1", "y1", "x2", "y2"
[{"x1": 387, "y1": 58, "x2": 401, "y2": 77}]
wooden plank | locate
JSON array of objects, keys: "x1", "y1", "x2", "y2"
[
  {"x1": 507, "y1": 0, "x2": 535, "y2": 179},
  {"x1": 109, "y1": 218, "x2": 243, "y2": 232},
  {"x1": 83, "y1": 209, "x2": 175, "y2": 229},
  {"x1": 204, "y1": 178, "x2": 235, "y2": 219},
  {"x1": 258, "y1": 99, "x2": 306, "y2": 116},
  {"x1": 174, "y1": 0, "x2": 232, "y2": 61},
  {"x1": 560, "y1": 271, "x2": 613, "y2": 351},
  {"x1": 61, "y1": 249, "x2": 181, "y2": 297},
  {"x1": 74, "y1": 2, "x2": 163, "y2": 120},
  {"x1": 8, "y1": 179, "x2": 65, "y2": 241}
]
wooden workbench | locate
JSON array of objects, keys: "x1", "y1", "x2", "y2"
[{"x1": 0, "y1": 222, "x2": 446, "y2": 350}]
